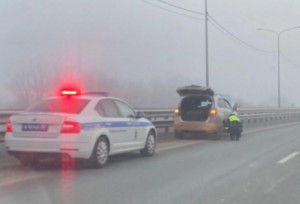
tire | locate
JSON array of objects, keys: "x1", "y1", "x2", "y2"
[
  {"x1": 215, "y1": 125, "x2": 224, "y2": 140},
  {"x1": 140, "y1": 131, "x2": 156, "y2": 156},
  {"x1": 174, "y1": 131, "x2": 184, "y2": 139},
  {"x1": 89, "y1": 137, "x2": 109, "y2": 168}
]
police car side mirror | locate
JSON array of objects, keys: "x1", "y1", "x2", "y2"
[{"x1": 136, "y1": 112, "x2": 145, "y2": 119}]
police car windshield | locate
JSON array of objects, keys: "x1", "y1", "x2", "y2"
[{"x1": 26, "y1": 98, "x2": 90, "y2": 114}]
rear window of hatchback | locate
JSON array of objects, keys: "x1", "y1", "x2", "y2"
[{"x1": 26, "y1": 98, "x2": 90, "y2": 114}]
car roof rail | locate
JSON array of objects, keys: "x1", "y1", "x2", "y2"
[{"x1": 81, "y1": 91, "x2": 109, "y2": 96}]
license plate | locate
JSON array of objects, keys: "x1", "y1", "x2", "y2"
[{"x1": 22, "y1": 124, "x2": 49, "y2": 131}]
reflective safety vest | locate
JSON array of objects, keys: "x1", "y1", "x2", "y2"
[{"x1": 229, "y1": 115, "x2": 240, "y2": 122}]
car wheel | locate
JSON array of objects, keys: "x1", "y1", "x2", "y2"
[
  {"x1": 140, "y1": 131, "x2": 156, "y2": 156},
  {"x1": 174, "y1": 131, "x2": 184, "y2": 139},
  {"x1": 89, "y1": 137, "x2": 109, "y2": 168},
  {"x1": 215, "y1": 126, "x2": 224, "y2": 140}
]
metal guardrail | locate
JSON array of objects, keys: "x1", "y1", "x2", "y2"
[
  {"x1": 1, "y1": 108, "x2": 300, "y2": 141},
  {"x1": 137, "y1": 108, "x2": 300, "y2": 132},
  {"x1": 0, "y1": 110, "x2": 23, "y2": 139}
]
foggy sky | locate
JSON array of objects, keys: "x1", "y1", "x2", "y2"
[{"x1": 1, "y1": 0, "x2": 300, "y2": 109}]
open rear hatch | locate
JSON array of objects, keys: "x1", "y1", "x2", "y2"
[
  {"x1": 177, "y1": 85, "x2": 214, "y2": 122},
  {"x1": 176, "y1": 85, "x2": 214, "y2": 97},
  {"x1": 180, "y1": 96, "x2": 213, "y2": 121}
]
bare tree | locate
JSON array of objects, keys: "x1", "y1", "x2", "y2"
[{"x1": 8, "y1": 66, "x2": 52, "y2": 108}]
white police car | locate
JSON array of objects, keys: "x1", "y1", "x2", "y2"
[{"x1": 5, "y1": 90, "x2": 156, "y2": 168}]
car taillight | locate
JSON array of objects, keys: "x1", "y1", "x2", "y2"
[
  {"x1": 61, "y1": 121, "x2": 81, "y2": 133},
  {"x1": 210, "y1": 108, "x2": 217, "y2": 116},
  {"x1": 174, "y1": 108, "x2": 180, "y2": 116},
  {"x1": 6, "y1": 120, "x2": 12, "y2": 132}
]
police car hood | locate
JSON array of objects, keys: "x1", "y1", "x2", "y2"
[{"x1": 176, "y1": 85, "x2": 214, "y2": 97}]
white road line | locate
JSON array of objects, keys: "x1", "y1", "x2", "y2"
[
  {"x1": 157, "y1": 140, "x2": 206, "y2": 152},
  {"x1": 277, "y1": 152, "x2": 299, "y2": 164}
]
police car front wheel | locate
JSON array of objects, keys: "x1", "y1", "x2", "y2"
[
  {"x1": 140, "y1": 131, "x2": 156, "y2": 156},
  {"x1": 89, "y1": 137, "x2": 109, "y2": 168}
]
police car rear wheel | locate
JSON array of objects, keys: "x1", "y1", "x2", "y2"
[
  {"x1": 90, "y1": 137, "x2": 109, "y2": 168},
  {"x1": 140, "y1": 132, "x2": 156, "y2": 156}
]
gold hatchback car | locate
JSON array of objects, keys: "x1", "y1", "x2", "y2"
[{"x1": 174, "y1": 85, "x2": 237, "y2": 139}]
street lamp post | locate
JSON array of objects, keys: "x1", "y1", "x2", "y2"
[
  {"x1": 257, "y1": 26, "x2": 300, "y2": 108},
  {"x1": 205, "y1": 0, "x2": 209, "y2": 87}
]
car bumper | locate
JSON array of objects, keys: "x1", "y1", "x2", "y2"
[
  {"x1": 174, "y1": 117, "x2": 218, "y2": 134},
  {"x1": 4, "y1": 133, "x2": 93, "y2": 159}
]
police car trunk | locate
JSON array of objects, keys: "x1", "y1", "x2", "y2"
[{"x1": 5, "y1": 97, "x2": 89, "y2": 155}]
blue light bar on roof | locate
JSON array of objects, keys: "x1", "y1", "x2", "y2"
[{"x1": 82, "y1": 91, "x2": 109, "y2": 96}]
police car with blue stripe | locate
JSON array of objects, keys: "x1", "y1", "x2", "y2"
[{"x1": 5, "y1": 90, "x2": 157, "y2": 168}]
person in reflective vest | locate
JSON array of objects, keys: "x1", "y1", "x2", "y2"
[{"x1": 225, "y1": 114, "x2": 243, "y2": 140}]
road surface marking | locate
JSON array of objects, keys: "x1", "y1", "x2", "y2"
[
  {"x1": 277, "y1": 152, "x2": 299, "y2": 164},
  {"x1": 0, "y1": 171, "x2": 43, "y2": 187},
  {"x1": 157, "y1": 140, "x2": 206, "y2": 152}
]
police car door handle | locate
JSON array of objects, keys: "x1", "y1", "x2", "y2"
[
  {"x1": 105, "y1": 123, "x2": 111, "y2": 126},
  {"x1": 127, "y1": 122, "x2": 132, "y2": 126}
]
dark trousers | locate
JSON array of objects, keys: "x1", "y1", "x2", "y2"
[{"x1": 230, "y1": 121, "x2": 242, "y2": 139}]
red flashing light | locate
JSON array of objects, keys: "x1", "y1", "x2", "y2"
[
  {"x1": 60, "y1": 89, "x2": 79, "y2": 96},
  {"x1": 6, "y1": 120, "x2": 12, "y2": 132},
  {"x1": 61, "y1": 121, "x2": 81, "y2": 134}
]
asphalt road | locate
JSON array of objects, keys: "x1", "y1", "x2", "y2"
[{"x1": 1, "y1": 123, "x2": 300, "y2": 204}]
